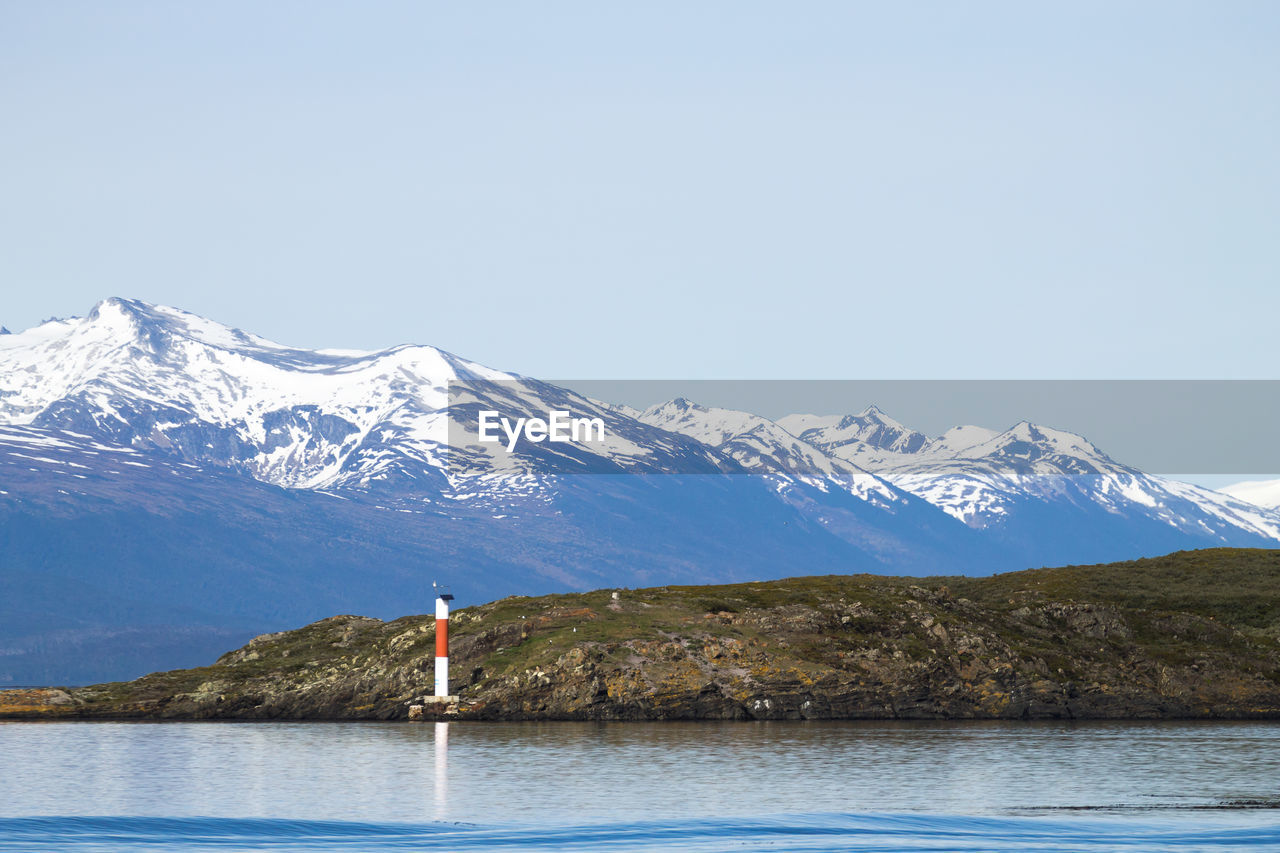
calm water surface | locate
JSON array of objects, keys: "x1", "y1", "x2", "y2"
[{"x1": 2, "y1": 720, "x2": 1278, "y2": 850}]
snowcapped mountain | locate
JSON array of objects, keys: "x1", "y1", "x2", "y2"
[
  {"x1": 1, "y1": 298, "x2": 469, "y2": 491},
  {"x1": 4, "y1": 297, "x2": 1280, "y2": 683},
  {"x1": 635, "y1": 398, "x2": 995, "y2": 571},
  {"x1": 637, "y1": 396, "x2": 1280, "y2": 567},
  {"x1": 0, "y1": 299, "x2": 885, "y2": 681},
  {"x1": 777, "y1": 406, "x2": 933, "y2": 468},
  {"x1": 1221, "y1": 478, "x2": 1280, "y2": 510},
  {"x1": 0, "y1": 298, "x2": 734, "y2": 507},
  {"x1": 780, "y1": 408, "x2": 1280, "y2": 552},
  {"x1": 639, "y1": 398, "x2": 904, "y2": 507},
  {"x1": 6, "y1": 298, "x2": 1279, "y2": 556}
]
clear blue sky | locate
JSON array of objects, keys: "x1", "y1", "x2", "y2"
[{"x1": 3, "y1": 2, "x2": 1278, "y2": 379}]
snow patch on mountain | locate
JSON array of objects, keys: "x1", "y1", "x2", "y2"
[
  {"x1": 1220, "y1": 478, "x2": 1280, "y2": 510},
  {"x1": 783, "y1": 406, "x2": 1280, "y2": 542},
  {"x1": 930, "y1": 425, "x2": 1001, "y2": 455},
  {"x1": 0, "y1": 300, "x2": 748, "y2": 506},
  {"x1": 0, "y1": 298, "x2": 551, "y2": 493},
  {"x1": 779, "y1": 406, "x2": 931, "y2": 469},
  {"x1": 5, "y1": 298, "x2": 1280, "y2": 559},
  {"x1": 640, "y1": 398, "x2": 904, "y2": 507}
]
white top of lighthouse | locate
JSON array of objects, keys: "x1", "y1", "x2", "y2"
[{"x1": 433, "y1": 582, "x2": 454, "y2": 620}]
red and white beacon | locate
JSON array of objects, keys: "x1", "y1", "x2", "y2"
[{"x1": 434, "y1": 583, "x2": 455, "y2": 698}]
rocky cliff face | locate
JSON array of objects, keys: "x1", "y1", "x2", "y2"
[{"x1": 6, "y1": 549, "x2": 1280, "y2": 722}]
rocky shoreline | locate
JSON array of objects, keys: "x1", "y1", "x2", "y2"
[{"x1": 5, "y1": 548, "x2": 1280, "y2": 722}]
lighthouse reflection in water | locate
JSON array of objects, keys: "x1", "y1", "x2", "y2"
[{"x1": 433, "y1": 722, "x2": 448, "y2": 819}]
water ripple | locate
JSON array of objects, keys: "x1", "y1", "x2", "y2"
[{"x1": 2, "y1": 814, "x2": 1278, "y2": 852}]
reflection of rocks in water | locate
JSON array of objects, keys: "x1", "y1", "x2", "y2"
[
  {"x1": 1218, "y1": 799, "x2": 1280, "y2": 809},
  {"x1": 1028, "y1": 798, "x2": 1280, "y2": 812}
]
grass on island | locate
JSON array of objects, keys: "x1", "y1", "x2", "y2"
[{"x1": 6, "y1": 547, "x2": 1280, "y2": 718}]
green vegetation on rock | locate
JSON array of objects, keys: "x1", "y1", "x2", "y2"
[{"x1": 5, "y1": 548, "x2": 1280, "y2": 721}]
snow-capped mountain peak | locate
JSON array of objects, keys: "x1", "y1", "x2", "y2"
[
  {"x1": 929, "y1": 425, "x2": 1000, "y2": 455},
  {"x1": 856, "y1": 404, "x2": 903, "y2": 426},
  {"x1": 777, "y1": 406, "x2": 930, "y2": 468},
  {"x1": 0, "y1": 298, "x2": 521, "y2": 491},
  {"x1": 0, "y1": 300, "x2": 742, "y2": 499},
  {"x1": 639, "y1": 398, "x2": 906, "y2": 507},
  {"x1": 2, "y1": 297, "x2": 499, "y2": 413},
  {"x1": 5, "y1": 298, "x2": 1279, "y2": 578},
  {"x1": 641, "y1": 398, "x2": 762, "y2": 447},
  {"x1": 953, "y1": 420, "x2": 1114, "y2": 470},
  {"x1": 771, "y1": 406, "x2": 1280, "y2": 543}
]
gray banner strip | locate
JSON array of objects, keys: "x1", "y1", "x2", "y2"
[{"x1": 556, "y1": 380, "x2": 1280, "y2": 476}]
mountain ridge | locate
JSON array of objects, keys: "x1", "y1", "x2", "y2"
[{"x1": 4, "y1": 298, "x2": 1279, "y2": 683}]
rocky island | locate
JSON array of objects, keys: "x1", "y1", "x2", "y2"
[{"x1": 5, "y1": 548, "x2": 1280, "y2": 722}]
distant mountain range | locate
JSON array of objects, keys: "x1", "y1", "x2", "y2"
[
  {"x1": 3, "y1": 298, "x2": 1279, "y2": 684},
  {"x1": 1223, "y1": 478, "x2": 1280, "y2": 510}
]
